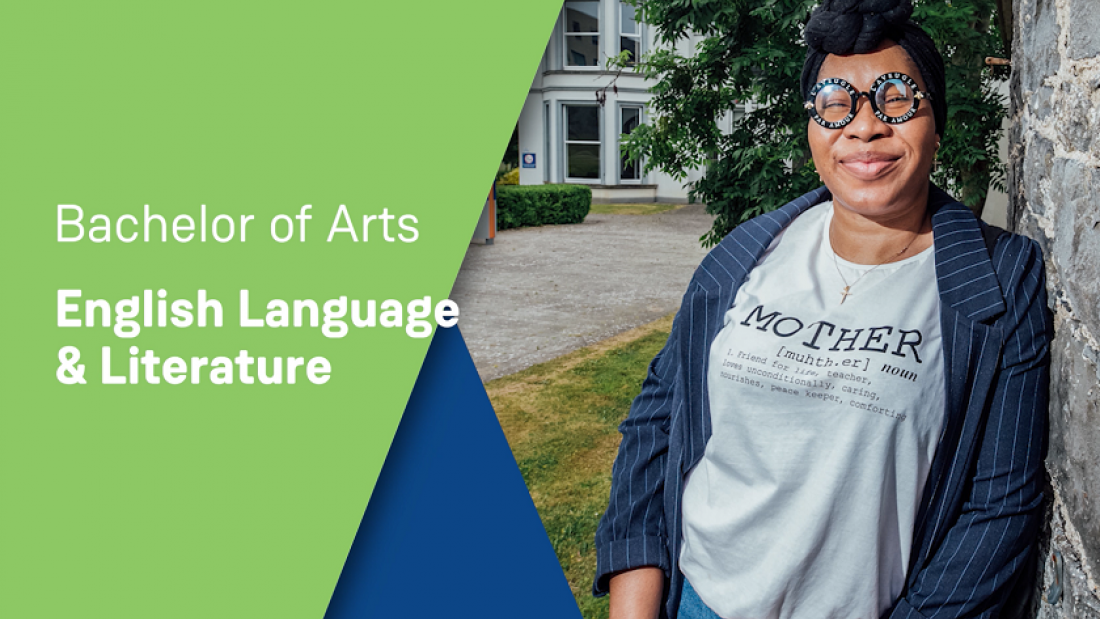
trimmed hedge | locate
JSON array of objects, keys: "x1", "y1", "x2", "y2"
[{"x1": 496, "y1": 184, "x2": 592, "y2": 230}]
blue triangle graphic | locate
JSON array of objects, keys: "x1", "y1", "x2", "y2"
[{"x1": 326, "y1": 326, "x2": 582, "y2": 619}]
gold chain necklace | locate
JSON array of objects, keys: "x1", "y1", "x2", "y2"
[{"x1": 829, "y1": 214, "x2": 926, "y2": 305}]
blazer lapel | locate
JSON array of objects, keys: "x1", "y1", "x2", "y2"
[
  {"x1": 927, "y1": 185, "x2": 1005, "y2": 322},
  {"x1": 908, "y1": 186, "x2": 1007, "y2": 577}
]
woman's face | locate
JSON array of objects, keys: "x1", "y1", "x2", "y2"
[{"x1": 808, "y1": 42, "x2": 939, "y2": 223}]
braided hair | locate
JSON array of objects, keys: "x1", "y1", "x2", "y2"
[{"x1": 801, "y1": 0, "x2": 947, "y2": 136}]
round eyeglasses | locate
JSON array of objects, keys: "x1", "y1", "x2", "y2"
[{"x1": 805, "y1": 73, "x2": 930, "y2": 129}]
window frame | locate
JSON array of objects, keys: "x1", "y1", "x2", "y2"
[
  {"x1": 617, "y1": 103, "x2": 644, "y2": 184},
  {"x1": 543, "y1": 101, "x2": 551, "y2": 183},
  {"x1": 562, "y1": 102, "x2": 603, "y2": 184},
  {"x1": 562, "y1": 1, "x2": 602, "y2": 70},
  {"x1": 619, "y1": 1, "x2": 642, "y2": 68}
]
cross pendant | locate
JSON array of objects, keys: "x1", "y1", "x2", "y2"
[{"x1": 840, "y1": 286, "x2": 852, "y2": 304}]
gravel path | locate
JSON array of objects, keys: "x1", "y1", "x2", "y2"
[{"x1": 451, "y1": 205, "x2": 716, "y2": 382}]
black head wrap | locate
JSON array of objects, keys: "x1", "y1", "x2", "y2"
[{"x1": 801, "y1": 0, "x2": 947, "y2": 136}]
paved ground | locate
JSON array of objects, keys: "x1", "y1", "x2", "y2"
[{"x1": 451, "y1": 205, "x2": 716, "y2": 382}]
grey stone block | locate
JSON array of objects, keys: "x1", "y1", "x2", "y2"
[
  {"x1": 1058, "y1": 83, "x2": 1095, "y2": 153},
  {"x1": 1046, "y1": 328, "x2": 1100, "y2": 580},
  {"x1": 1018, "y1": 0, "x2": 1062, "y2": 89},
  {"x1": 1069, "y1": 0, "x2": 1100, "y2": 60},
  {"x1": 1031, "y1": 85, "x2": 1054, "y2": 122},
  {"x1": 1053, "y1": 166, "x2": 1100, "y2": 337},
  {"x1": 1020, "y1": 135, "x2": 1055, "y2": 220}
]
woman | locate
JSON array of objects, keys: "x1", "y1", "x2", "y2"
[{"x1": 592, "y1": 2, "x2": 1051, "y2": 618}]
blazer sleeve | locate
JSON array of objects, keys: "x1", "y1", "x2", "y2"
[
  {"x1": 888, "y1": 236, "x2": 1052, "y2": 618},
  {"x1": 592, "y1": 305, "x2": 684, "y2": 596}
]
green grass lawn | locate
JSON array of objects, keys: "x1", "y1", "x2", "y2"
[
  {"x1": 588, "y1": 202, "x2": 685, "y2": 216},
  {"x1": 485, "y1": 314, "x2": 674, "y2": 619}
]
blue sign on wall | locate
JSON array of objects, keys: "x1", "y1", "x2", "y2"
[{"x1": 521, "y1": 152, "x2": 536, "y2": 168}]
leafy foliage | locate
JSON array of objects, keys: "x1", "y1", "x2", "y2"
[
  {"x1": 916, "y1": 0, "x2": 1008, "y2": 213},
  {"x1": 623, "y1": 0, "x2": 1006, "y2": 246}
]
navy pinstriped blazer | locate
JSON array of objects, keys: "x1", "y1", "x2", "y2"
[{"x1": 593, "y1": 185, "x2": 1051, "y2": 619}]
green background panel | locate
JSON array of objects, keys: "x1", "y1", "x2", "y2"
[{"x1": 0, "y1": 2, "x2": 562, "y2": 617}]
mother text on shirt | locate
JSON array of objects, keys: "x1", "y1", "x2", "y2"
[{"x1": 739, "y1": 304, "x2": 924, "y2": 363}]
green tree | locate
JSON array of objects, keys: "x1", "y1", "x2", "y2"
[
  {"x1": 623, "y1": 0, "x2": 1005, "y2": 247},
  {"x1": 917, "y1": 0, "x2": 1007, "y2": 215}
]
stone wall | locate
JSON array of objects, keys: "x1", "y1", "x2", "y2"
[{"x1": 1010, "y1": 0, "x2": 1100, "y2": 614}]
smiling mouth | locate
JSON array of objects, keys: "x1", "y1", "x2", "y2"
[{"x1": 839, "y1": 155, "x2": 901, "y2": 180}]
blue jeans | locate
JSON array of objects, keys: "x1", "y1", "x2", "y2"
[{"x1": 678, "y1": 579, "x2": 723, "y2": 619}]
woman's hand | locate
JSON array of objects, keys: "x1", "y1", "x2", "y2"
[{"x1": 609, "y1": 567, "x2": 665, "y2": 619}]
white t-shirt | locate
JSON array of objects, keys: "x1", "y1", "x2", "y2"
[{"x1": 679, "y1": 201, "x2": 946, "y2": 619}]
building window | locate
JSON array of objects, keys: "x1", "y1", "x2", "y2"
[
  {"x1": 620, "y1": 106, "x2": 642, "y2": 181},
  {"x1": 543, "y1": 101, "x2": 551, "y2": 183},
  {"x1": 565, "y1": 105, "x2": 600, "y2": 180},
  {"x1": 620, "y1": 3, "x2": 641, "y2": 65},
  {"x1": 564, "y1": 1, "x2": 600, "y2": 68}
]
